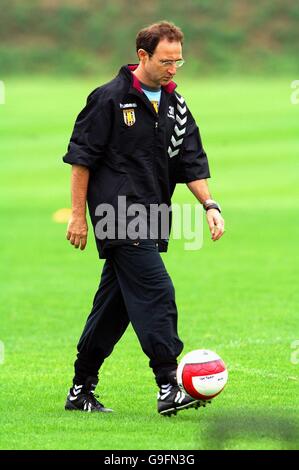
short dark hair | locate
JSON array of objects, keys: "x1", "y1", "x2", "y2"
[{"x1": 136, "y1": 21, "x2": 184, "y2": 56}]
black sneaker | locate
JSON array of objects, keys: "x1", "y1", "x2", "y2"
[
  {"x1": 157, "y1": 383, "x2": 211, "y2": 416},
  {"x1": 65, "y1": 376, "x2": 113, "y2": 413}
]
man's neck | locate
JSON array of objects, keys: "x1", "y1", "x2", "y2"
[
  {"x1": 140, "y1": 82, "x2": 161, "y2": 92},
  {"x1": 132, "y1": 65, "x2": 160, "y2": 90}
]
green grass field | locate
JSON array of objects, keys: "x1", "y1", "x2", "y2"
[{"x1": 0, "y1": 76, "x2": 298, "y2": 450}]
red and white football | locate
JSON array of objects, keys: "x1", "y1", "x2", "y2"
[{"x1": 177, "y1": 349, "x2": 228, "y2": 400}]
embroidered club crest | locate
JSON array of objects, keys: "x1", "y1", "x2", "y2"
[{"x1": 123, "y1": 108, "x2": 136, "y2": 126}]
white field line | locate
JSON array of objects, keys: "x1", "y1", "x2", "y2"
[
  {"x1": 228, "y1": 365, "x2": 298, "y2": 382},
  {"x1": 215, "y1": 337, "x2": 299, "y2": 381},
  {"x1": 215, "y1": 336, "x2": 288, "y2": 349}
]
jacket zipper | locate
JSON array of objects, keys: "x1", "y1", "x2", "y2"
[{"x1": 152, "y1": 119, "x2": 159, "y2": 204}]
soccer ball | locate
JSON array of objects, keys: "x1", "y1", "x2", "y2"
[{"x1": 177, "y1": 349, "x2": 228, "y2": 400}]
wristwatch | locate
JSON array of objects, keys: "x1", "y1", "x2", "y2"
[{"x1": 203, "y1": 199, "x2": 222, "y2": 213}]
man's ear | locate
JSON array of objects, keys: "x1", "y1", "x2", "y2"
[{"x1": 137, "y1": 49, "x2": 148, "y2": 64}]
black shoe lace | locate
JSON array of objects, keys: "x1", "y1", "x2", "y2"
[{"x1": 87, "y1": 392, "x2": 104, "y2": 408}]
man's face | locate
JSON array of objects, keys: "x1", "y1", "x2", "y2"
[{"x1": 141, "y1": 39, "x2": 183, "y2": 87}]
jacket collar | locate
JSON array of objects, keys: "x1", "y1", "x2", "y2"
[{"x1": 118, "y1": 64, "x2": 177, "y2": 94}]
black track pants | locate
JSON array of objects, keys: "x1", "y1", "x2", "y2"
[{"x1": 73, "y1": 240, "x2": 183, "y2": 384}]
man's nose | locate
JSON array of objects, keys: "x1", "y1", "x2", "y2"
[{"x1": 167, "y1": 64, "x2": 177, "y2": 75}]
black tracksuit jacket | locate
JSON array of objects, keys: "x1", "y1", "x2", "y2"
[{"x1": 63, "y1": 64, "x2": 210, "y2": 258}]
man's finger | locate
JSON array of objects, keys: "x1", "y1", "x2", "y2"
[
  {"x1": 80, "y1": 235, "x2": 87, "y2": 250},
  {"x1": 207, "y1": 216, "x2": 215, "y2": 234},
  {"x1": 207, "y1": 216, "x2": 219, "y2": 239},
  {"x1": 213, "y1": 224, "x2": 225, "y2": 241},
  {"x1": 74, "y1": 235, "x2": 81, "y2": 248},
  {"x1": 69, "y1": 233, "x2": 76, "y2": 245},
  {"x1": 211, "y1": 225, "x2": 218, "y2": 240},
  {"x1": 211, "y1": 223, "x2": 219, "y2": 239}
]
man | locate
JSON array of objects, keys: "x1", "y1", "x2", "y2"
[{"x1": 63, "y1": 21, "x2": 224, "y2": 416}]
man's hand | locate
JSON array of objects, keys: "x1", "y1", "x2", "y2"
[
  {"x1": 66, "y1": 216, "x2": 88, "y2": 250},
  {"x1": 206, "y1": 209, "x2": 225, "y2": 241},
  {"x1": 66, "y1": 164, "x2": 90, "y2": 251}
]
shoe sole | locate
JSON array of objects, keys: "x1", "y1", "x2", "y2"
[{"x1": 159, "y1": 399, "x2": 211, "y2": 417}]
